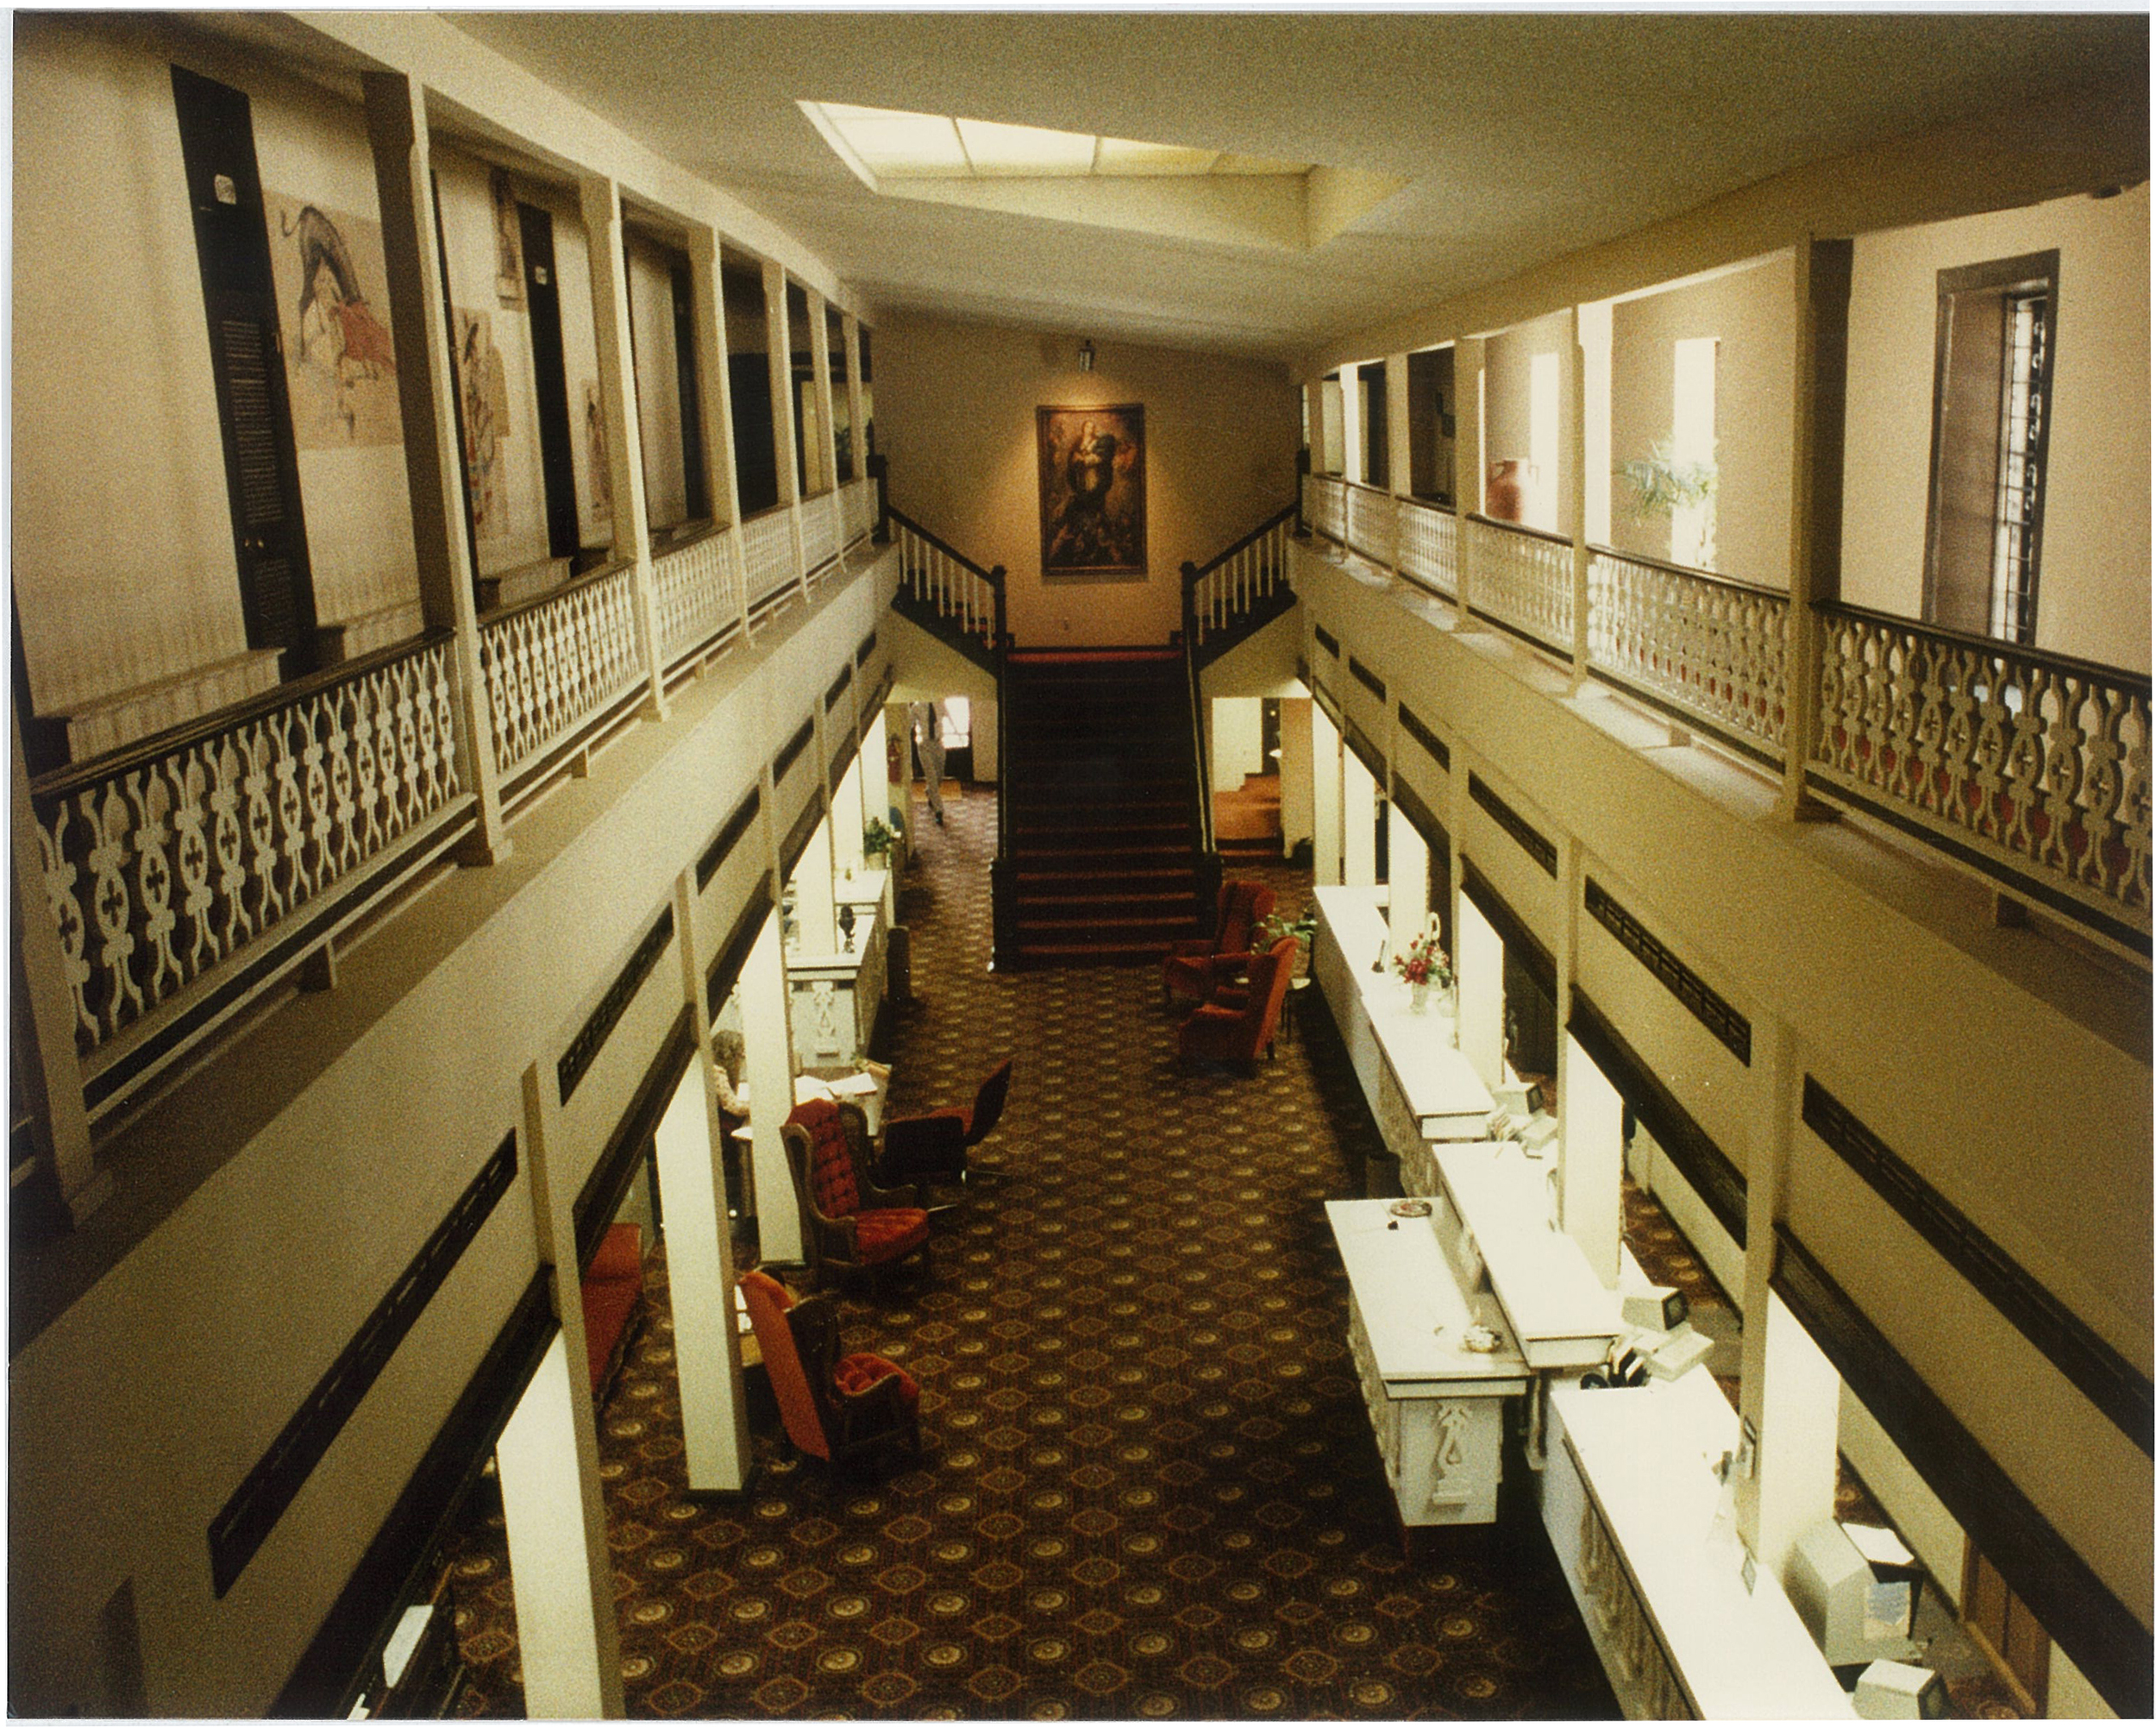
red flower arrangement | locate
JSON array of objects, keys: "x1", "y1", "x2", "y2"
[{"x1": 1392, "y1": 932, "x2": 1453, "y2": 989}]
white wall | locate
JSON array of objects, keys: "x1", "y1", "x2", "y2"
[
  {"x1": 1210, "y1": 697, "x2": 1263, "y2": 792},
  {"x1": 1840, "y1": 185, "x2": 2150, "y2": 672}
]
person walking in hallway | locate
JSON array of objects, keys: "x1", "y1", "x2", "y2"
[{"x1": 910, "y1": 698, "x2": 947, "y2": 826}]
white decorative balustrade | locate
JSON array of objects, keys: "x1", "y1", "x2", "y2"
[
  {"x1": 34, "y1": 636, "x2": 464, "y2": 1059},
  {"x1": 799, "y1": 490, "x2": 840, "y2": 575},
  {"x1": 839, "y1": 475, "x2": 877, "y2": 548},
  {"x1": 1304, "y1": 472, "x2": 1346, "y2": 542},
  {"x1": 741, "y1": 506, "x2": 798, "y2": 611},
  {"x1": 1397, "y1": 498, "x2": 1458, "y2": 597},
  {"x1": 653, "y1": 526, "x2": 743, "y2": 666},
  {"x1": 1588, "y1": 548, "x2": 1788, "y2": 758},
  {"x1": 1468, "y1": 516, "x2": 1575, "y2": 655},
  {"x1": 1812, "y1": 606, "x2": 2152, "y2": 933},
  {"x1": 1344, "y1": 481, "x2": 1398, "y2": 569},
  {"x1": 1189, "y1": 509, "x2": 1294, "y2": 647},
  {"x1": 894, "y1": 517, "x2": 1001, "y2": 656},
  {"x1": 479, "y1": 563, "x2": 644, "y2": 776}
]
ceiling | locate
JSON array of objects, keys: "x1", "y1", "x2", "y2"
[{"x1": 451, "y1": 11, "x2": 2147, "y2": 363}]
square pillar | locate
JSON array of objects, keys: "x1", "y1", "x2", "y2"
[
  {"x1": 741, "y1": 905, "x2": 803, "y2": 1264},
  {"x1": 1310, "y1": 700, "x2": 1342, "y2": 888},
  {"x1": 805, "y1": 287, "x2": 839, "y2": 499}
]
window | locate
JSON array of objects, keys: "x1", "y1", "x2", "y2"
[{"x1": 1924, "y1": 251, "x2": 2057, "y2": 644}]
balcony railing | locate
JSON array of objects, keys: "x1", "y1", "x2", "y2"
[
  {"x1": 1467, "y1": 514, "x2": 1574, "y2": 655},
  {"x1": 1809, "y1": 604, "x2": 2152, "y2": 934},
  {"x1": 1589, "y1": 545, "x2": 1789, "y2": 761},
  {"x1": 1302, "y1": 470, "x2": 1345, "y2": 543},
  {"x1": 1343, "y1": 480, "x2": 1398, "y2": 570},
  {"x1": 1398, "y1": 497, "x2": 1459, "y2": 597},
  {"x1": 800, "y1": 490, "x2": 841, "y2": 575},
  {"x1": 741, "y1": 506, "x2": 798, "y2": 614},
  {"x1": 653, "y1": 523, "x2": 744, "y2": 670},
  {"x1": 479, "y1": 561, "x2": 644, "y2": 780},
  {"x1": 840, "y1": 474, "x2": 878, "y2": 548},
  {"x1": 31, "y1": 632, "x2": 467, "y2": 1082}
]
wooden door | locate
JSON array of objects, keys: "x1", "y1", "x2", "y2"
[
  {"x1": 1965, "y1": 1546, "x2": 2050, "y2": 1713},
  {"x1": 170, "y1": 65, "x2": 317, "y2": 675},
  {"x1": 517, "y1": 203, "x2": 580, "y2": 560}
]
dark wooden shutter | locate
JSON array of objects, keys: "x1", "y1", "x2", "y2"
[
  {"x1": 518, "y1": 202, "x2": 580, "y2": 559},
  {"x1": 670, "y1": 256, "x2": 710, "y2": 522}
]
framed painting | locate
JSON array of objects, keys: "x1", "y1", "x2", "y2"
[{"x1": 1037, "y1": 404, "x2": 1145, "y2": 577}]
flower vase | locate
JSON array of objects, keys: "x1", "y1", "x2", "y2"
[{"x1": 1410, "y1": 980, "x2": 1430, "y2": 1014}]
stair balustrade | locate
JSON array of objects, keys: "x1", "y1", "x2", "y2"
[
  {"x1": 889, "y1": 510, "x2": 1006, "y2": 667},
  {"x1": 1182, "y1": 505, "x2": 1297, "y2": 657}
]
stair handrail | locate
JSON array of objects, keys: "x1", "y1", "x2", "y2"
[
  {"x1": 1181, "y1": 587, "x2": 1217, "y2": 861},
  {"x1": 1182, "y1": 501, "x2": 1299, "y2": 589},
  {"x1": 886, "y1": 506, "x2": 1004, "y2": 590}
]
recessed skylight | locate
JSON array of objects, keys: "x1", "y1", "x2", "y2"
[{"x1": 799, "y1": 100, "x2": 1401, "y2": 252}]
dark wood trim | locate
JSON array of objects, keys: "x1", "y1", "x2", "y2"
[
  {"x1": 1390, "y1": 776, "x2": 1451, "y2": 859},
  {"x1": 1801, "y1": 1077, "x2": 2151, "y2": 1456},
  {"x1": 1313, "y1": 624, "x2": 1341, "y2": 659},
  {"x1": 705, "y1": 872, "x2": 775, "y2": 1019},
  {"x1": 828, "y1": 747, "x2": 852, "y2": 796},
  {"x1": 1397, "y1": 702, "x2": 1449, "y2": 772},
  {"x1": 1584, "y1": 878, "x2": 1752, "y2": 1065},
  {"x1": 772, "y1": 714, "x2": 816, "y2": 785},
  {"x1": 1467, "y1": 773, "x2": 1557, "y2": 878},
  {"x1": 695, "y1": 785, "x2": 762, "y2": 893},
  {"x1": 1772, "y1": 1224, "x2": 2152, "y2": 1719},
  {"x1": 1186, "y1": 502, "x2": 1297, "y2": 586},
  {"x1": 1343, "y1": 719, "x2": 1387, "y2": 786},
  {"x1": 573, "y1": 1006, "x2": 697, "y2": 1272},
  {"x1": 209, "y1": 1131, "x2": 518, "y2": 1598},
  {"x1": 1458, "y1": 858, "x2": 1556, "y2": 999},
  {"x1": 824, "y1": 662, "x2": 853, "y2": 713},
  {"x1": 271, "y1": 1272, "x2": 557, "y2": 1718},
  {"x1": 855, "y1": 629, "x2": 879, "y2": 669},
  {"x1": 1311, "y1": 678, "x2": 1344, "y2": 730},
  {"x1": 1570, "y1": 989, "x2": 1747, "y2": 1251},
  {"x1": 557, "y1": 906, "x2": 674, "y2": 1107},
  {"x1": 1348, "y1": 655, "x2": 1387, "y2": 704},
  {"x1": 780, "y1": 789, "x2": 828, "y2": 879},
  {"x1": 856, "y1": 668, "x2": 894, "y2": 750}
]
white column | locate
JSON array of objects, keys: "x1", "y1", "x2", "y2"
[
  {"x1": 1386, "y1": 351, "x2": 1413, "y2": 504},
  {"x1": 655, "y1": 872, "x2": 750, "y2": 1493},
  {"x1": 831, "y1": 756, "x2": 866, "y2": 882},
  {"x1": 742, "y1": 907, "x2": 803, "y2": 1263},
  {"x1": 843, "y1": 314, "x2": 868, "y2": 487},
  {"x1": 1457, "y1": 336, "x2": 1487, "y2": 626},
  {"x1": 1305, "y1": 380, "x2": 1331, "y2": 487},
  {"x1": 1564, "y1": 306, "x2": 1591, "y2": 676},
  {"x1": 1739, "y1": 1014, "x2": 1842, "y2": 1577},
  {"x1": 1386, "y1": 800, "x2": 1427, "y2": 959},
  {"x1": 1310, "y1": 702, "x2": 1342, "y2": 887},
  {"x1": 789, "y1": 812, "x2": 837, "y2": 958},
  {"x1": 763, "y1": 261, "x2": 807, "y2": 598},
  {"x1": 1558, "y1": 1029, "x2": 1626, "y2": 1287},
  {"x1": 578, "y1": 176, "x2": 664, "y2": 721},
  {"x1": 504, "y1": 1061, "x2": 625, "y2": 1719},
  {"x1": 806, "y1": 289, "x2": 838, "y2": 499},
  {"x1": 1579, "y1": 300, "x2": 1614, "y2": 548},
  {"x1": 686, "y1": 224, "x2": 754, "y2": 642},
  {"x1": 1455, "y1": 889, "x2": 1506, "y2": 1091},
  {"x1": 1340, "y1": 361, "x2": 1364, "y2": 487},
  {"x1": 1342, "y1": 746, "x2": 1377, "y2": 889}
]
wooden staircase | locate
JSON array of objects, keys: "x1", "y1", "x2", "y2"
[{"x1": 998, "y1": 650, "x2": 1208, "y2": 967}]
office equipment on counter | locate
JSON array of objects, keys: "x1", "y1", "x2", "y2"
[
  {"x1": 1788, "y1": 1520, "x2": 1922, "y2": 1669},
  {"x1": 1854, "y1": 1660, "x2": 1948, "y2": 1720}
]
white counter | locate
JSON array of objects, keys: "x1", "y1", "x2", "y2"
[{"x1": 1545, "y1": 1373, "x2": 1853, "y2": 1720}]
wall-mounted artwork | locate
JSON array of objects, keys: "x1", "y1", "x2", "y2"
[
  {"x1": 455, "y1": 311, "x2": 512, "y2": 535},
  {"x1": 491, "y1": 168, "x2": 524, "y2": 308},
  {"x1": 267, "y1": 194, "x2": 402, "y2": 449},
  {"x1": 1037, "y1": 404, "x2": 1146, "y2": 577},
  {"x1": 582, "y1": 380, "x2": 614, "y2": 531}
]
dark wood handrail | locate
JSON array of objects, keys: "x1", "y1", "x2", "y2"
[
  {"x1": 1464, "y1": 512, "x2": 1574, "y2": 550},
  {"x1": 887, "y1": 506, "x2": 1003, "y2": 589},
  {"x1": 1184, "y1": 502, "x2": 1298, "y2": 589},
  {"x1": 30, "y1": 626, "x2": 460, "y2": 801},
  {"x1": 1813, "y1": 599, "x2": 2153, "y2": 694},
  {"x1": 478, "y1": 554, "x2": 635, "y2": 632},
  {"x1": 648, "y1": 517, "x2": 725, "y2": 557},
  {"x1": 1586, "y1": 542, "x2": 1789, "y2": 603}
]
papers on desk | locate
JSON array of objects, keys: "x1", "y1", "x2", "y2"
[{"x1": 823, "y1": 1071, "x2": 881, "y2": 1100}]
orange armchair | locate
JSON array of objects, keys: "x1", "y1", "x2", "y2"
[
  {"x1": 782, "y1": 1096, "x2": 932, "y2": 1290},
  {"x1": 1175, "y1": 936, "x2": 1300, "y2": 1071},
  {"x1": 738, "y1": 1270, "x2": 921, "y2": 1474},
  {"x1": 1162, "y1": 880, "x2": 1277, "y2": 1008}
]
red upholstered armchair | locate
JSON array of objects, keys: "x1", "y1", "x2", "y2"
[
  {"x1": 1162, "y1": 880, "x2": 1276, "y2": 1008},
  {"x1": 737, "y1": 1270, "x2": 921, "y2": 1474},
  {"x1": 877, "y1": 1058, "x2": 1013, "y2": 1195},
  {"x1": 782, "y1": 1096, "x2": 932, "y2": 1290},
  {"x1": 1176, "y1": 936, "x2": 1300, "y2": 1071}
]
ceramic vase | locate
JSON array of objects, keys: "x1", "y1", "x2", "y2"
[{"x1": 1486, "y1": 458, "x2": 1531, "y2": 523}]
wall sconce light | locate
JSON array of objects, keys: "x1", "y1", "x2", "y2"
[{"x1": 1078, "y1": 339, "x2": 1095, "y2": 374}]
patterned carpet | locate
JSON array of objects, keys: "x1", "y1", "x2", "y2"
[{"x1": 441, "y1": 787, "x2": 1619, "y2": 1718}]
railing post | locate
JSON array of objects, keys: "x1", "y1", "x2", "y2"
[
  {"x1": 1386, "y1": 349, "x2": 1413, "y2": 581},
  {"x1": 1566, "y1": 308, "x2": 1591, "y2": 678},
  {"x1": 842, "y1": 313, "x2": 868, "y2": 493},
  {"x1": 578, "y1": 174, "x2": 666, "y2": 723},
  {"x1": 362, "y1": 71, "x2": 511, "y2": 863},
  {"x1": 807, "y1": 287, "x2": 840, "y2": 518},
  {"x1": 686, "y1": 223, "x2": 754, "y2": 645},
  {"x1": 10, "y1": 711, "x2": 108, "y2": 1226},
  {"x1": 1457, "y1": 336, "x2": 1486, "y2": 627},
  {"x1": 761, "y1": 261, "x2": 809, "y2": 600},
  {"x1": 1782, "y1": 237, "x2": 1853, "y2": 820}
]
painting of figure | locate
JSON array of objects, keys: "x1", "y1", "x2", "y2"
[
  {"x1": 1037, "y1": 404, "x2": 1145, "y2": 577},
  {"x1": 491, "y1": 167, "x2": 524, "y2": 307},
  {"x1": 455, "y1": 311, "x2": 512, "y2": 535},
  {"x1": 267, "y1": 193, "x2": 402, "y2": 448}
]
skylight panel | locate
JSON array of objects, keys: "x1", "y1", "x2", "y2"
[
  {"x1": 953, "y1": 116, "x2": 1098, "y2": 177},
  {"x1": 1094, "y1": 137, "x2": 1223, "y2": 176},
  {"x1": 815, "y1": 103, "x2": 968, "y2": 178}
]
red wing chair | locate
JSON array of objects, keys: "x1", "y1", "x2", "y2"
[
  {"x1": 782, "y1": 1096, "x2": 932, "y2": 1290},
  {"x1": 581, "y1": 1221, "x2": 645, "y2": 1400},
  {"x1": 737, "y1": 1270, "x2": 921, "y2": 1473},
  {"x1": 1162, "y1": 880, "x2": 1277, "y2": 1008},
  {"x1": 877, "y1": 1058, "x2": 1013, "y2": 1194},
  {"x1": 1176, "y1": 936, "x2": 1300, "y2": 1071}
]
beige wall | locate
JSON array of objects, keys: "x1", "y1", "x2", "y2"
[
  {"x1": 1482, "y1": 309, "x2": 1571, "y2": 526},
  {"x1": 876, "y1": 313, "x2": 1298, "y2": 646},
  {"x1": 1840, "y1": 185, "x2": 2150, "y2": 671},
  {"x1": 626, "y1": 236, "x2": 689, "y2": 530},
  {"x1": 1608, "y1": 254, "x2": 1794, "y2": 589}
]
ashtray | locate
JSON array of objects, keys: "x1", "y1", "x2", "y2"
[
  {"x1": 1460, "y1": 1324, "x2": 1501, "y2": 1354},
  {"x1": 1388, "y1": 1199, "x2": 1432, "y2": 1219}
]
